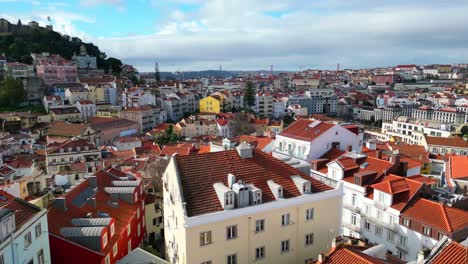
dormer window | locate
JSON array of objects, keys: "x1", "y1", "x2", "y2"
[
  {"x1": 278, "y1": 187, "x2": 283, "y2": 198},
  {"x1": 225, "y1": 193, "x2": 234, "y2": 206},
  {"x1": 68, "y1": 147, "x2": 72, "y2": 152},
  {"x1": 423, "y1": 226, "x2": 431, "y2": 236},
  {"x1": 303, "y1": 182, "x2": 311, "y2": 193},
  {"x1": 403, "y1": 218, "x2": 411, "y2": 227}
]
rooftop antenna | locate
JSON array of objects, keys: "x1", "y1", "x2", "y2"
[
  {"x1": 337, "y1": 63, "x2": 340, "y2": 72},
  {"x1": 270, "y1": 65, "x2": 273, "y2": 76}
]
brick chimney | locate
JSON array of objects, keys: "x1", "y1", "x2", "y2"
[
  {"x1": 375, "y1": 150, "x2": 383, "y2": 160},
  {"x1": 399, "y1": 161, "x2": 408, "y2": 176}
]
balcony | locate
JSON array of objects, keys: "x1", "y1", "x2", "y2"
[
  {"x1": 363, "y1": 215, "x2": 397, "y2": 232},
  {"x1": 343, "y1": 203, "x2": 361, "y2": 213},
  {"x1": 344, "y1": 223, "x2": 361, "y2": 233},
  {"x1": 395, "y1": 243, "x2": 408, "y2": 253}
]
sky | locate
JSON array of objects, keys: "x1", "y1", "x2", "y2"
[{"x1": 2, "y1": 0, "x2": 468, "y2": 72}]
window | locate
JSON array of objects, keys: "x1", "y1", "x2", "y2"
[
  {"x1": 110, "y1": 223, "x2": 115, "y2": 237},
  {"x1": 281, "y1": 240, "x2": 290, "y2": 253},
  {"x1": 305, "y1": 233, "x2": 314, "y2": 246},
  {"x1": 113, "y1": 243, "x2": 118, "y2": 257},
  {"x1": 137, "y1": 223, "x2": 141, "y2": 236},
  {"x1": 364, "y1": 221, "x2": 371, "y2": 231},
  {"x1": 351, "y1": 194, "x2": 356, "y2": 206},
  {"x1": 24, "y1": 232, "x2": 32, "y2": 247},
  {"x1": 227, "y1": 254, "x2": 237, "y2": 264},
  {"x1": 35, "y1": 223, "x2": 42, "y2": 237},
  {"x1": 377, "y1": 210, "x2": 383, "y2": 221},
  {"x1": 105, "y1": 254, "x2": 110, "y2": 264},
  {"x1": 282, "y1": 213, "x2": 291, "y2": 226},
  {"x1": 201, "y1": 261, "x2": 212, "y2": 264},
  {"x1": 128, "y1": 239, "x2": 132, "y2": 253},
  {"x1": 378, "y1": 192, "x2": 386, "y2": 203},
  {"x1": 365, "y1": 205, "x2": 370, "y2": 214},
  {"x1": 127, "y1": 224, "x2": 131, "y2": 236},
  {"x1": 137, "y1": 208, "x2": 140, "y2": 219},
  {"x1": 255, "y1": 219, "x2": 265, "y2": 233},
  {"x1": 200, "y1": 231, "x2": 212, "y2": 246},
  {"x1": 225, "y1": 193, "x2": 234, "y2": 206},
  {"x1": 389, "y1": 216, "x2": 396, "y2": 226},
  {"x1": 102, "y1": 232, "x2": 108, "y2": 248},
  {"x1": 387, "y1": 231, "x2": 395, "y2": 242},
  {"x1": 256, "y1": 246, "x2": 265, "y2": 260},
  {"x1": 0, "y1": 255, "x2": 3, "y2": 264},
  {"x1": 423, "y1": 226, "x2": 431, "y2": 236},
  {"x1": 399, "y1": 235, "x2": 407, "y2": 247},
  {"x1": 438, "y1": 233, "x2": 444, "y2": 240},
  {"x1": 351, "y1": 214, "x2": 357, "y2": 226},
  {"x1": 402, "y1": 218, "x2": 411, "y2": 227},
  {"x1": 226, "y1": 225, "x2": 237, "y2": 240},
  {"x1": 375, "y1": 226, "x2": 383, "y2": 237},
  {"x1": 306, "y1": 208, "x2": 314, "y2": 221}
]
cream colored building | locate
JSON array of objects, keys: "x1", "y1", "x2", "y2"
[{"x1": 163, "y1": 143, "x2": 342, "y2": 264}]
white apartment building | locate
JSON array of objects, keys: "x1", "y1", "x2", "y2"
[
  {"x1": 308, "y1": 148, "x2": 452, "y2": 262},
  {"x1": 163, "y1": 143, "x2": 343, "y2": 264},
  {"x1": 121, "y1": 87, "x2": 156, "y2": 108},
  {"x1": 45, "y1": 138, "x2": 102, "y2": 175},
  {"x1": 75, "y1": 100, "x2": 97, "y2": 121},
  {"x1": 381, "y1": 116, "x2": 452, "y2": 145},
  {"x1": 252, "y1": 93, "x2": 273, "y2": 118},
  {"x1": 273, "y1": 119, "x2": 363, "y2": 163},
  {"x1": 0, "y1": 198, "x2": 51, "y2": 264}
]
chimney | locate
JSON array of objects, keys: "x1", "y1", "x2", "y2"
[
  {"x1": 417, "y1": 250, "x2": 425, "y2": 263},
  {"x1": 55, "y1": 197, "x2": 67, "y2": 212},
  {"x1": 346, "y1": 145, "x2": 352, "y2": 152},
  {"x1": 317, "y1": 253, "x2": 324, "y2": 263},
  {"x1": 375, "y1": 150, "x2": 383, "y2": 160},
  {"x1": 227, "y1": 173, "x2": 236, "y2": 188},
  {"x1": 236, "y1": 142, "x2": 252, "y2": 159},
  {"x1": 400, "y1": 161, "x2": 409, "y2": 176},
  {"x1": 390, "y1": 153, "x2": 400, "y2": 167}
]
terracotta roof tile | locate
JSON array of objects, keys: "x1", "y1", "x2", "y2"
[
  {"x1": 426, "y1": 136, "x2": 468, "y2": 148},
  {"x1": 402, "y1": 198, "x2": 468, "y2": 233},
  {"x1": 280, "y1": 119, "x2": 335, "y2": 141},
  {"x1": 319, "y1": 247, "x2": 386, "y2": 264},
  {"x1": 175, "y1": 149, "x2": 332, "y2": 217},
  {"x1": 431, "y1": 242, "x2": 467, "y2": 264}
]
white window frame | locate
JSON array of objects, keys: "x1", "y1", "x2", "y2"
[
  {"x1": 281, "y1": 240, "x2": 290, "y2": 253},
  {"x1": 113, "y1": 243, "x2": 118, "y2": 257},
  {"x1": 226, "y1": 225, "x2": 237, "y2": 240},
  {"x1": 255, "y1": 246, "x2": 265, "y2": 260},
  {"x1": 227, "y1": 254, "x2": 237, "y2": 264},
  {"x1": 305, "y1": 233, "x2": 314, "y2": 246},
  {"x1": 255, "y1": 219, "x2": 265, "y2": 233},
  {"x1": 35, "y1": 223, "x2": 42, "y2": 238},
  {"x1": 24, "y1": 232, "x2": 32, "y2": 248},
  {"x1": 200, "y1": 231, "x2": 212, "y2": 246},
  {"x1": 281, "y1": 213, "x2": 291, "y2": 226},
  {"x1": 306, "y1": 208, "x2": 314, "y2": 221}
]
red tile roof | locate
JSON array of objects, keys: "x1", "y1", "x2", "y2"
[
  {"x1": 175, "y1": 149, "x2": 332, "y2": 217},
  {"x1": 6, "y1": 157, "x2": 33, "y2": 169},
  {"x1": 160, "y1": 145, "x2": 191, "y2": 156},
  {"x1": 0, "y1": 190, "x2": 15, "y2": 205},
  {"x1": 1, "y1": 199, "x2": 41, "y2": 231},
  {"x1": 402, "y1": 198, "x2": 468, "y2": 233},
  {"x1": 46, "y1": 138, "x2": 98, "y2": 154},
  {"x1": 369, "y1": 174, "x2": 423, "y2": 211},
  {"x1": 426, "y1": 136, "x2": 468, "y2": 148},
  {"x1": 318, "y1": 246, "x2": 386, "y2": 264},
  {"x1": 407, "y1": 175, "x2": 438, "y2": 185},
  {"x1": 431, "y1": 242, "x2": 467, "y2": 264},
  {"x1": 280, "y1": 119, "x2": 335, "y2": 141}
]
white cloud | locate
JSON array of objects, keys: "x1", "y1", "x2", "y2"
[{"x1": 92, "y1": 0, "x2": 468, "y2": 71}]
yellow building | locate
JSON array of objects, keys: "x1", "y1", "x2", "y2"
[
  {"x1": 145, "y1": 193, "x2": 164, "y2": 242},
  {"x1": 163, "y1": 143, "x2": 342, "y2": 264},
  {"x1": 199, "y1": 95, "x2": 222, "y2": 114}
]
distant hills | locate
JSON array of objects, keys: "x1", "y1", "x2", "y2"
[{"x1": 144, "y1": 70, "x2": 292, "y2": 80}]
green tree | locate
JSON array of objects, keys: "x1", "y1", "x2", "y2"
[
  {"x1": 283, "y1": 113, "x2": 296, "y2": 128},
  {"x1": 461, "y1": 125, "x2": 468, "y2": 136},
  {"x1": 243, "y1": 81, "x2": 256, "y2": 109},
  {"x1": 105, "y1": 57, "x2": 123, "y2": 76},
  {"x1": 0, "y1": 77, "x2": 25, "y2": 106}
]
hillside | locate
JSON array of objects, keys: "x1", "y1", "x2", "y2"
[{"x1": 0, "y1": 23, "x2": 122, "y2": 74}]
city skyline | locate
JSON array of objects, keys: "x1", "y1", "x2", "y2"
[{"x1": 2, "y1": 0, "x2": 468, "y2": 72}]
